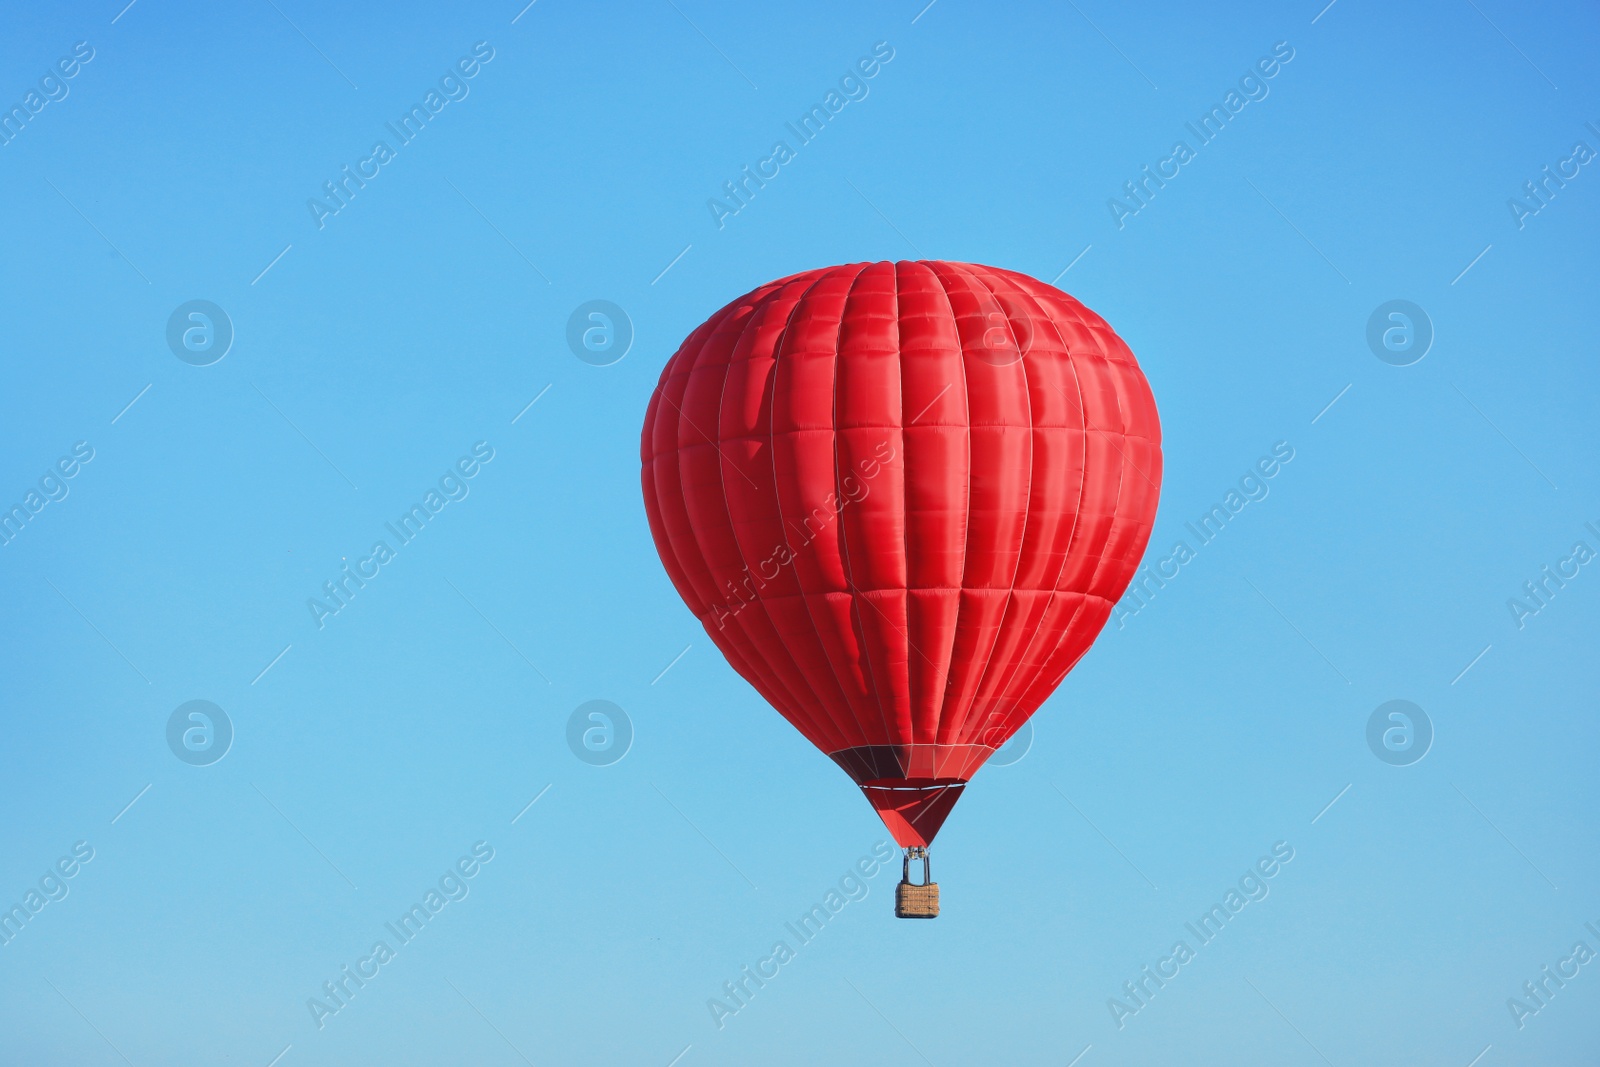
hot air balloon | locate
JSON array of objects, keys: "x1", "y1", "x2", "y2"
[{"x1": 640, "y1": 261, "x2": 1161, "y2": 917}]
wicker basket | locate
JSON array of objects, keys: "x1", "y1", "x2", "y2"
[{"x1": 895, "y1": 880, "x2": 940, "y2": 918}]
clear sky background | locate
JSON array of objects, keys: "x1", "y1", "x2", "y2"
[{"x1": 1, "y1": 1, "x2": 1597, "y2": 1065}]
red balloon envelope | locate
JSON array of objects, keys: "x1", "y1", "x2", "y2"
[{"x1": 641, "y1": 260, "x2": 1161, "y2": 852}]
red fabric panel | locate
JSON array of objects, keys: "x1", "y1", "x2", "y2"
[
  {"x1": 641, "y1": 261, "x2": 1162, "y2": 844},
  {"x1": 860, "y1": 781, "x2": 967, "y2": 849}
]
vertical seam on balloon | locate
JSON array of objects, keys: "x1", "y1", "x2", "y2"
[
  {"x1": 959, "y1": 271, "x2": 1086, "y2": 747},
  {"x1": 891, "y1": 260, "x2": 945, "y2": 756},
  {"x1": 762, "y1": 268, "x2": 867, "y2": 753},
  {"x1": 714, "y1": 277, "x2": 851, "y2": 754},
  {"x1": 897, "y1": 260, "x2": 944, "y2": 755},
  {"x1": 672, "y1": 309, "x2": 791, "y2": 715},
  {"x1": 922, "y1": 260, "x2": 973, "y2": 748},
  {"x1": 961, "y1": 270, "x2": 1075, "y2": 744},
  {"x1": 977, "y1": 265, "x2": 1038, "y2": 593},
  {"x1": 722, "y1": 283, "x2": 842, "y2": 752},
  {"x1": 677, "y1": 303, "x2": 824, "y2": 745},
  {"x1": 1026, "y1": 295, "x2": 1125, "y2": 700},
  {"x1": 1076, "y1": 314, "x2": 1133, "y2": 608},
  {"x1": 766, "y1": 262, "x2": 884, "y2": 756},
  {"x1": 948, "y1": 276, "x2": 1093, "y2": 747},
  {"x1": 892, "y1": 259, "x2": 914, "y2": 746},
  {"x1": 954, "y1": 267, "x2": 973, "y2": 744},
  {"x1": 649, "y1": 319, "x2": 726, "y2": 617},
  {"x1": 856, "y1": 263, "x2": 964, "y2": 764},
  {"x1": 928, "y1": 261, "x2": 1008, "y2": 749},
  {"x1": 830, "y1": 261, "x2": 901, "y2": 766},
  {"x1": 657, "y1": 328, "x2": 725, "y2": 619},
  {"x1": 889, "y1": 262, "x2": 943, "y2": 754},
  {"x1": 948, "y1": 262, "x2": 1037, "y2": 748}
]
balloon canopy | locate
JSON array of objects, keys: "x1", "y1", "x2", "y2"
[{"x1": 641, "y1": 261, "x2": 1161, "y2": 848}]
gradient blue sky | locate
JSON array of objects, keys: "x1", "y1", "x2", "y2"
[{"x1": 2, "y1": 1, "x2": 1597, "y2": 1065}]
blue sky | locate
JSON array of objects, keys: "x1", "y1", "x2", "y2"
[{"x1": 1, "y1": 1, "x2": 1597, "y2": 1064}]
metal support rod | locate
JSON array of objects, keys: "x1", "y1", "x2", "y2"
[{"x1": 901, "y1": 846, "x2": 930, "y2": 886}]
